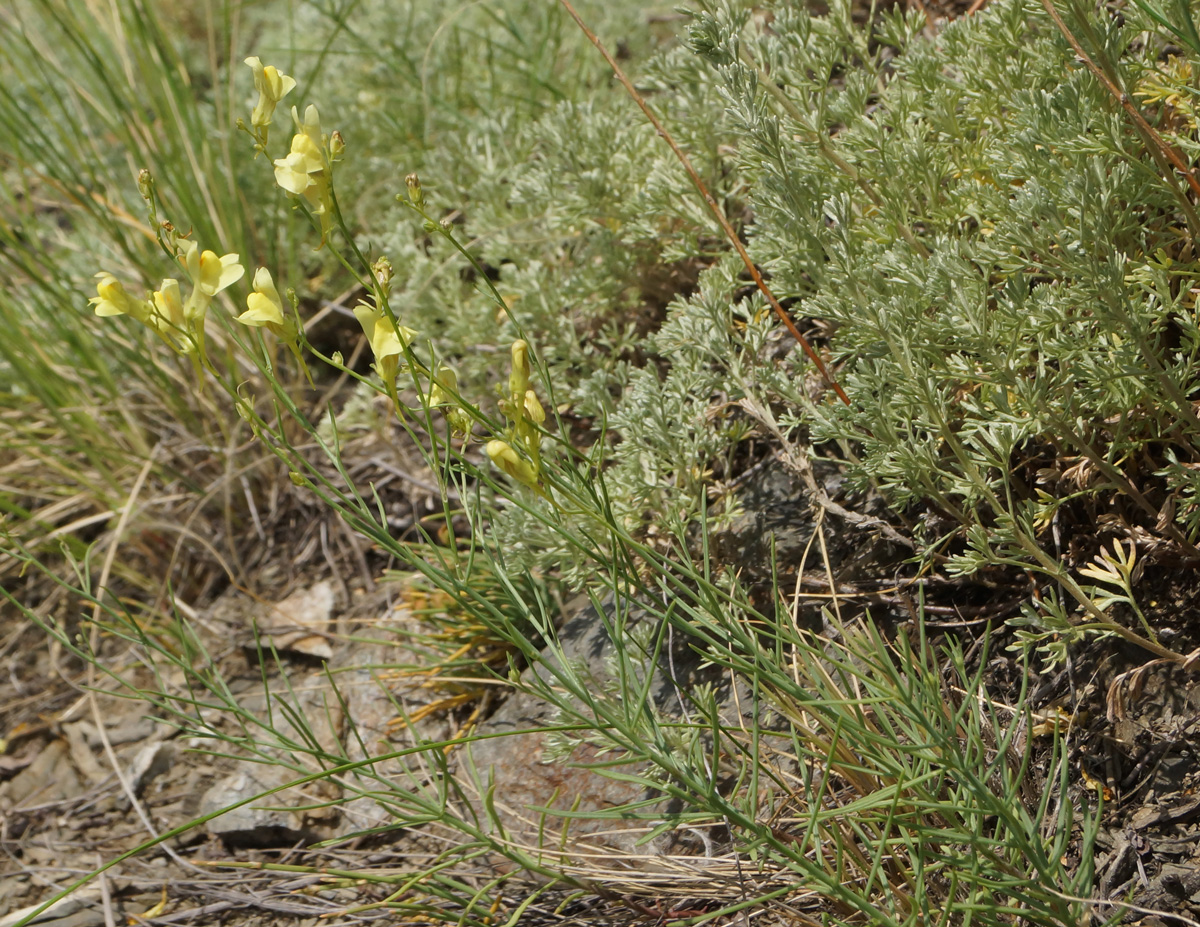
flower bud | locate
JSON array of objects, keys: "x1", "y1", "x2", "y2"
[
  {"x1": 329, "y1": 130, "x2": 345, "y2": 161},
  {"x1": 405, "y1": 172, "x2": 424, "y2": 208},
  {"x1": 509, "y1": 339, "x2": 531, "y2": 401},
  {"x1": 523, "y1": 389, "x2": 545, "y2": 424},
  {"x1": 137, "y1": 169, "x2": 153, "y2": 201},
  {"x1": 372, "y1": 257, "x2": 393, "y2": 296},
  {"x1": 486, "y1": 440, "x2": 539, "y2": 489}
]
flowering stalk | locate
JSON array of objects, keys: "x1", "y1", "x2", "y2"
[
  {"x1": 273, "y1": 105, "x2": 338, "y2": 245},
  {"x1": 486, "y1": 339, "x2": 548, "y2": 494},
  {"x1": 350, "y1": 257, "x2": 419, "y2": 411}
]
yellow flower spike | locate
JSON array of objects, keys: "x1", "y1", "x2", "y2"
[
  {"x1": 523, "y1": 388, "x2": 545, "y2": 424},
  {"x1": 486, "y1": 439, "x2": 540, "y2": 490},
  {"x1": 353, "y1": 303, "x2": 416, "y2": 383},
  {"x1": 273, "y1": 106, "x2": 336, "y2": 244},
  {"x1": 245, "y1": 57, "x2": 296, "y2": 144},
  {"x1": 90, "y1": 272, "x2": 153, "y2": 324}
]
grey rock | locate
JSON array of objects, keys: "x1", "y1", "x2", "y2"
[
  {"x1": 0, "y1": 741, "x2": 81, "y2": 810},
  {"x1": 198, "y1": 763, "x2": 318, "y2": 845},
  {"x1": 198, "y1": 670, "x2": 345, "y2": 845},
  {"x1": 327, "y1": 634, "x2": 447, "y2": 836}
]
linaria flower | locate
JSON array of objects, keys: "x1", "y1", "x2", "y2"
[
  {"x1": 237, "y1": 267, "x2": 295, "y2": 341},
  {"x1": 353, "y1": 303, "x2": 416, "y2": 383},
  {"x1": 429, "y1": 365, "x2": 471, "y2": 434},
  {"x1": 90, "y1": 272, "x2": 153, "y2": 324},
  {"x1": 245, "y1": 57, "x2": 296, "y2": 141},
  {"x1": 273, "y1": 105, "x2": 335, "y2": 241},
  {"x1": 151, "y1": 278, "x2": 186, "y2": 335},
  {"x1": 486, "y1": 439, "x2": 540, "y2": 489},
  {"x1": 179, "y1": 239, "x2": 244, "y2": 324}
]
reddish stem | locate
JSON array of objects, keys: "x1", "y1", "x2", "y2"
[{"x1": 558, "y1": 0, "x2": 852, "y2": 406}]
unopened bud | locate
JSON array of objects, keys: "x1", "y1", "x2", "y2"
[
  {"x1": 137, "y1": 169, "x2": 153, "y2": 201},
  {"x1": 523, "y1": 389, "x2": 545, "y2": 424},
  {"x1": 329, "y1": 130, "x2": 345, "y2": 161},
  {"x1": 372, "y1": 257, "x2": 393, "y2": 296},
  {"x1": 509, "y1": 339, "x2": 531, "y2": 401},
  {"x1": 405, "y1": 172, "x2": 424, "y2": 207},
  {"x1": 486, "y1": 439, "x2": 539, "y2": 489}
]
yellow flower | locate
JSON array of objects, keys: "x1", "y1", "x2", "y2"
[
  {"x1": 429, "y1": 365, "x2": 472, "y2": 434},
  {"x1": 244, "y1": 57, "x2": 296, "y2": 136},
  {"x1": 353, "y1": 303, "x2": 417, "y2": 383},
  {"x1": 293, "y1": 103, "x2": 324, "y2": 155},
  {"x1": 273, "y1": 105, "x2": 326, "y2": 192},
  {"x1": 273, "y1": 132, "x2": 324, "y2": 195},
  {"x1": 152, "y1": 278, "x2": 185, "y2": 331},
  {"x1": 486, "y1": 439, "x2": 540, "y2": 489},
  {"x1": 179, "y1": 239, "x2": 244, "y2": 323},
  {"x1": 237, "y1": 268, "x2": 307, "y2": 380},
  {"x1": 237, "y1": 267, "x2": 297, "y2": 341},
  {"x1": 89, "y1": 272, "x2": 153, "y2": 324}
]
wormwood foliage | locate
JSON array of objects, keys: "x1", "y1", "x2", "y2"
[{"x1": 567, "y1": 0, "x2": 1200, "y2": 663}]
